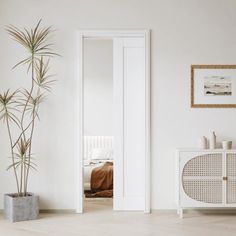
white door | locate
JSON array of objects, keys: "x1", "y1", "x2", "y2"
[{"x1": 113, "y1": 37, "x2": 146, "y2": 211}]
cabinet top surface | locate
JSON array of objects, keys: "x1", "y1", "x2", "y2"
[{"x1": 176, "y1": 148, "x2": 236, "y2": 152}]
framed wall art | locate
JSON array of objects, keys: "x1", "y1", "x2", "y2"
[{"x1": 191, "y1": 65, "x2": 236, "y2": 108}]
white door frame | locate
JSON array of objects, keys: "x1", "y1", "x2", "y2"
[{"x1": 75, "y1": 29, "x2": 151, "y2": 213}]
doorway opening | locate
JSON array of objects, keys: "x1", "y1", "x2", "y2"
[
  {"x1": 76, "y1": 30, "x2": 150, "y2": 213},
  {"x1": 83, "y1": 39, "x2": 114, "y2": 211}
]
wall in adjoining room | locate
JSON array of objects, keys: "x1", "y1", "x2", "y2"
[{"x1": 83, "y1": 39, "x2": 113, "y2": 136}]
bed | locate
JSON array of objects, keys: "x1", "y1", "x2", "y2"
[{"x1": 83, "y1": 136, "x2": 113, "y2": 197}]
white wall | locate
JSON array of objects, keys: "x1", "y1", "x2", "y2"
[
  {"x1": 84, "y1": 39, "x2": 113, "y2": 136},
  {"x1": 1, "y1": 0, "x2": 236, "y2": 210}
]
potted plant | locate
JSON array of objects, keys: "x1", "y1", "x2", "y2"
[{"x1": 0, "y1": 20, "x2": 58, "y2": 222}]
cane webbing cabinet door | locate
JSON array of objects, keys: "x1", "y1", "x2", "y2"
[
  {"x1": 182, "y1": 153, "x2": 223, "y2": 204},
  {"x1": 176, "y1": 149, "x2": 236, "y2": 218},
  {"x1": 226, "y1": 153, "x2": 236, "y2": 204}
]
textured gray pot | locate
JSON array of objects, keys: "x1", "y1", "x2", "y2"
[{"x1": 4, "y1": 193, "x2": 39, "y2": 222}]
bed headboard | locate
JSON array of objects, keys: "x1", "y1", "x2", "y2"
[{"x1": 83, "y1": 136, "x2": 113, "y2": 160}]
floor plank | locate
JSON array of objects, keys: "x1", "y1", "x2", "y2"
[{"x1": 0, "y1": 201, "x2": 236, "y2": 236}]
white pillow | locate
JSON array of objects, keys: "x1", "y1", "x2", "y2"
[{"x1": 89, "y1": 148, "x2": 113, "y2": 160}]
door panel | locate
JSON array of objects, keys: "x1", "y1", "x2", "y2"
[
  {"x1": 113, "y1": 37, "x2": 145, "y2": 211},
  {"x1": 226, "y1": 153, "x2": 236, "y2": 204},
  {"x1": 182, "y1": 153, "x2": 223, "y2": 204}
]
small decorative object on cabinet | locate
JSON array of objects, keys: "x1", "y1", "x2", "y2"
[
  {"x1": 222, "y1": 141, "x2": 232, "y2": 150},
  {"x1": 209, "y1": 131, "x2": 216, "y2": 149},
  {"x1": 199, "y1": 136, "x2": 208, "y2": 149},
  {"x1": 176, "y1": 149, "x2": 236, "y2": 218}
]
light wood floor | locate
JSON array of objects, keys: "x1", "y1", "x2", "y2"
[{"x1": 1, "y1": 200, "x2": 236, "y2": 236}]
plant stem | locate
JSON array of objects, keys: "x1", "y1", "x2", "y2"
[
  {"x1": 12, "y1": 120, "x2": 33, "y2": 149},
  {"x1": 22, "y1": 56, "x2": 36, "y2": 195},
  {"x1": 19, "y1": 55, "x2": 35, "y2": 196},
  {"x1": 5, "y1": 107, "x2": 20, "y2": 195},
  {"x1": 24, "y1": 105, "x2": 36, "y2": 195},
  {"x1": 24, "y1": 88, "x2": 40, "y2": 195}
]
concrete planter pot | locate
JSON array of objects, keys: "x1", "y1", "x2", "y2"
[{"x1": 4, "y1": 193, "x2": 39, "y2": 222}]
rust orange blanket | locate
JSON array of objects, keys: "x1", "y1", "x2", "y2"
[{"x1": 87, "y1": 162, "x2": 113, "y2": 198}]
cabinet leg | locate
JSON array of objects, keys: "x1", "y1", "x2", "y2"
[
  {"x1": 178, "y1": 208, "x2": 183, "y2": 219},
  {"x1": 177, "y1": 208, "x2": 180, "y2": 215}
]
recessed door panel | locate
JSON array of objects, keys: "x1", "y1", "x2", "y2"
[{"x1": 113, "y1": 37, "x2": 145, "y2": 211}]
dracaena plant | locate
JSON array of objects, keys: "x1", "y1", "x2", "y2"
[{"x1": 0, "y1": 20, "x2": 58, "y2": 197}]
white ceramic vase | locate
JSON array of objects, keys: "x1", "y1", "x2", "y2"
[
  {"x1": 199, "y1": 136, "x2": 208, "y2": 149},
  {"x1": 209, "y1": 131, "x2": 216, "y2": 149}
]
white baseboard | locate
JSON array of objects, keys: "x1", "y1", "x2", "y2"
[
  {"x1": 0, "y1": 209, "x2": 76, "y2": 214},
  {"x1": 153, "y1": 208, "x2": 236, "y2": 214},
  {"x1": 40, "y1": 209, "x2": 76, "y2": 213},
  {"x1": 1, "y1": 208, "x2": 236, "y2": 215}
]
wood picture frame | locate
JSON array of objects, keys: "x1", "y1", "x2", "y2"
[{"x1": 191, "y1": 65, "x2": 236, "y2": 108}]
